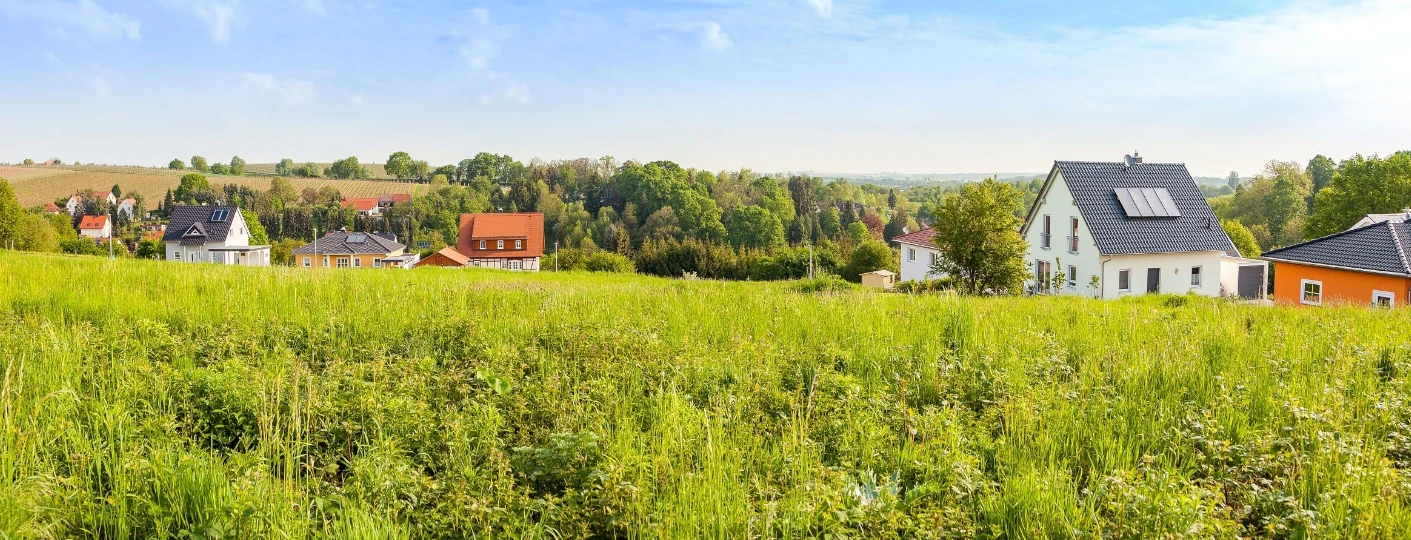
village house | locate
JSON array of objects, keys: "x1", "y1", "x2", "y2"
[
  {"x1": 894, "y1": 228, "x2": 941, "y2": 283},
  {"x1": 94, "y1": 191, "x2": 118, "y2": 206},
  {"x1": 341, "y1": 198, "x2": 382, "y2": 217},
  {"x1": 1262, "y1": 221, "x2": 1411, "y2": 307},
  {"x1": 1020, "y1": 154, "x2": 1267, "y2": 299},
  {"x1": 455, "y1": 213, "x2": 545, "y2": 271},
  {"x1": 377, "y1": 194, "x2": 412, "y2": 209},
  {"x1": 77, "y1": 215, "x2": 111, "y2": 239},
  {"x1": 44, "y1": 202, "x2": 63, "y2": 215},
  {"x1": 115, "y1": 198, "x2": 137, "y2": 220},
  {"x1": 292, "y1": 230, "x2": 416, "y2": 269},
  {"x1": 64, "y1": 195, "x2": 82, "y2": 215},
  {"x1": 164, "y1": 206, "x2": 270, "y2": 266}
]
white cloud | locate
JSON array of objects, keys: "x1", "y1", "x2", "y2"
[
  {"x1": 300, "y1": 0, "x2": 323, "y2": 15},
  {"x1": 700, "y1": 21, "x2": 731, "y2": 52},
  {"x1": 0, "y1": 0, "x2": 140, "y2": 40},
  {"x1": 241, "y1": 72, "x2": 315, "y2": 106},
  {"x1": 191, "y1": 0, "x2": 240, "y2": 43},
  {"x1": 91, "y1": 76, "x2": 109, "y2": 99},
  {"x1": 806, "y1": 0, "x2": 831, "y2": 17}
]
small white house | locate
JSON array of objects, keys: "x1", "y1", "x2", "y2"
[
  {"x1": 893, "y1": 228, "x2": 942, "y2": 283},
  {"x1": 78, "y1": 215, "x2": 111, "y2": 239},
  {"x1": 1020, "y1": 154, "x2": 1266, "y2": 299},
  {"x1": 163, "y1": 206, "x2": 271, "y2": 266},
  {"x1": 115, "y1": 198, "x2": 137, "y2": 220}
]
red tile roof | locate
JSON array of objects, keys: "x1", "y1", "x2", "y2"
[
  {"x1": 420, "y1": 247, "x2": 471, "y2": 267},
  {"x1": 893, "y1": 227, "x2": 937, "y2": 247},
  {"x1": 45, "y1": 202, "x2": 61, "y2": 212},
  {"x1": 457, "y1": 213, "x2": 545, "y2": 258},
  {"x1": 79, "y1": 215, "x2": 109, "y2": 230},
  {"x1": 341, "y1": 198, "x2": 379, "y2": 211}
]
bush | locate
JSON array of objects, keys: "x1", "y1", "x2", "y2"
[
  {"x1": 895, "y1": 277, "x2": 956, "y2": 294},
  {"x1": 550, "y1": 248, "x2": 636, "y2": 273},
  {"x1": 790, "y1": 275, "x2": 855, "y2": 294},
  {"x1": 839, "y1": 241, "x2": 898, "y2": 282}
]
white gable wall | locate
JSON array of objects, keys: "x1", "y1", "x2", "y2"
[
  {"x1": 898, "y1": 241, "x2": 942, "y2": 282},
  {"x1": 1023, "y1": 171, "x2": 1102, "y2": 296}
]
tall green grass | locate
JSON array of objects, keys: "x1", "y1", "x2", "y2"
[{"x1": 3, "y1": 251, "x2": 1411, "y2": 538}]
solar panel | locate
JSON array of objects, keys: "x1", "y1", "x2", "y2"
[
  {"x1": 347, "y1": 234, "x2": 367, "y2": 243},
  {"x1": 210, "y1": 209, "x2": 229, "y2": 222},
  {"x1": 1114, "y1": 188, "x2": 1181, "y2": 217}
]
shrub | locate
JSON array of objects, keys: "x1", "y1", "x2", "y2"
[{"x1": 791, "y1": 275, "x2": 854, "y2": 294}]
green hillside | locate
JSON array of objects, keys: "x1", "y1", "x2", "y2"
[{"x1": 2, "y1": 252, "x2": 1410, "y2": 537}]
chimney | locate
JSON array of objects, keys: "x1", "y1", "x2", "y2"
[{"x1": 1124, "y1": 152, "x2": 1143, "y2": 167}]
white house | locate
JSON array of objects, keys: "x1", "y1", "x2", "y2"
[
  {"x1": 115, "y1": 198, "x2": 137, "y2": 220},
  {"x1": 894, "y1": 228, "x2": 942, "y2": 283},
  {"x1": 163, "y1": 205, "x2": 271, "y2": 266},
  {"x1": 1020, "y1": 154, "x2": 1267, "y2": 299},
  {"x1": 1350, "y1": 209, "x2": 1411, "y2": 230},
  {"x1": 64, "y1": 195, "x2": 82, "y2": 215},
  {"x1": 77, "y1": 215, "x2": 111, "y2": 239}
]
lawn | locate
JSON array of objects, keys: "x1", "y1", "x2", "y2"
[
  {"x1": 2, "y1": 251, "x2": 1409, "y2": 538},
  {"x1": 1, "y1": 165, "x2": 420, "y2": 207}
]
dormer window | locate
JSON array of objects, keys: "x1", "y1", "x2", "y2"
[
  {"x1": 497, "y1": 240, "x2": 504, "y2": 249},
  {"x1": 515, "y1": 239, "x2": 522, "y2": 250},
  {"x1": 479, "y1": 240, "x2": 486, "y2": 250}
]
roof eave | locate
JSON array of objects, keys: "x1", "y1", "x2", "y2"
[{"x1": 1262, "y1": 256, "x2": 1411, "y2": 278}]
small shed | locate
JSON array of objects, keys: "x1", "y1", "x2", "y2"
[
  {"x1": 419, "y1": 247, "x2": 470, "y2": 268},
  {"x1": 860, "y1": 270, "x2": 897, "y2": 289}
]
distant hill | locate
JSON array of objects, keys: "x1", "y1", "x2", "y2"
[
  {"x1": 0, "y1": 164, "x2": 418, "y2": 207},
  {"x1": 798, "y1": 171, "x2": 1045, "y2": 187}
]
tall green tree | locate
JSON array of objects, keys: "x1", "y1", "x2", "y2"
[
  {"x1": 840, "y1": 241, "x2": 896, "y2": 282},
  {"x1": 386, "y1": 151, "x2": 414, "y2": 179},
  {"x1": 275, "y1": 158, "x2": 296, "y2": 176},
  {"x1": 191, "y1": 156, "x2": 208, "y2": 172},
  {"x1": 168, "y1": 158, "x2": 185, "y2": 170},
  {"x1": 1222, "y1": 219, "x2": 1261, "y2": 258},
  {"x1": 1306, "y1": 154, "x2": 1337, "y2": 209},
  {"x1": 0, "y1": 178, "x2": 22, "y2": 249},
  {"x1": 229, "y1": 156, "x2": 247, "y2": 176},
  {"x1": 724, "y1": 205, "x2": 785, "y2": 249},
  {"x1": 16, "y1": 213, "x2": 59, "y2": 252},
  {"x1": 1227, "y1": 171, "x2": 1240, "y2": 190},
  {"x1": 928, "y1": 178, "x2": 1029, "y2": 295},
  {"x1": 1306, "y1": 153, "x2": 1411, "y2": 237}
]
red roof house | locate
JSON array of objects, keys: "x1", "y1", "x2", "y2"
[
  {"x1": 341, "y1": 198, "x2": 381, "y2": 215},
  {"x1": 455, "y1": 213, "x2": 545, "y2": 271}
]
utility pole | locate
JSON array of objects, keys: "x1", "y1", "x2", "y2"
[
  {"x1": 808, "y1": 244, "x2": 814, "y2": 279},
  {"x1": 108, "y1": 210, "x2": 114, "y2": 260},
  {"x1": 313, "y1": 223, "x2": 318, "y2": 271},
  {"x1": 554, "y1": 241, "x2": 559, "y2": 272}
]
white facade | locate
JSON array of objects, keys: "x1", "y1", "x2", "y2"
[
  {"x1": 467, "y1": 257, "x2": 541, "y2": 271},
  {"x1": 897, "y1": 241, "x2": 942, "y2": 283},
  {"x1": 1023, "y1": 170, "x2": 1246, "y2": 299},
  {"x1": 165, "y1": 209, "x2": 269, "y2": 266},
  {"x1": 79, "y1": 221, "x2": 112, "y2": 239}
]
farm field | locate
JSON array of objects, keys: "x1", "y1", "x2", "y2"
[
  {"x1": 3, "y1": 252, "x2": 1411, "y2": 537},
  {"x1": 0, "y1": 165, "x2": 420, "y2": 207}
]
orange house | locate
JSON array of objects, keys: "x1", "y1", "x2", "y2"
[
  {"x1": 292, "y1": 230, "x2": 411, "y2": 269},
  {"x1": 1263, "y1": 221, "x2": 1411, "y2": 308}
]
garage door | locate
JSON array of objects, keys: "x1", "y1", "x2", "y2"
[{"x1": 1237, "y1": 265, "x2": 1265, "y2": 299}]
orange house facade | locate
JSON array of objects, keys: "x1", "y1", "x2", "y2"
[
  {"x1": 1263, "y1": 221, "x2": 1411, "y2": 308},
  {"x1": 455, "y1": 213, "x2": 545, "y2": 271}
]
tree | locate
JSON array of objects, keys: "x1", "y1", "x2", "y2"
[
  {"x1": 191, "y1": 156, "x2": 208, "y2": 172},
  {"x1": 1222, "y1": 219, "x2": 1261, "y2": 258},
  {"x1": 271, "y1": 238, "x2": 303, "y2": 265},
  {"x1": 386, "y1": 151, "x2": 414, "y2": 179},
  {"x1": 724, "y1": 205, "x2": 785, "y2": 249},
  {"x1": 1227, "y1": 171, "x2": 1240, "y2": 190},
  {"x1": 409, "y1": 160, "x2": 430, "y2": 182},
  {"x1": 1306, "y1": 153, "x2": 1411, "y2": 238},
  {"x1": 269, "y1": 177, "x2": 297, "y2": 206},
  {"x1": 1306, "y1": 154, "x2": 1336, "y2": 209},
  {"x1": 135, "y1": 238, "x2": 164, "y2": 259},
  {"x1": 210, "y1": 163, "x2": 230, "y2": 175},
  {"x1": 275, "y1": 158, "x2": 296, "y2": 176},
  {"x1": 887, "y1": 189, "x2": 898, "y2": 208},
  {"x1": 16, "y1": 213, "x2": 59, "y2": 252},
  {"x1": 820, "y1": 207, "x2": 841, "y2": 239},
  {"x1": 246, "y1": 214, "x2": 269, "y2": 244},
  {"x1": 301, "y1": 163, "x2": 321, "y2": 178},
  {"x1": 22, "y1": 159, "x2": 33, "y2": 166},
  {"x1": 840, "y1": 241, "x2": 895, "y2": 282},
  {"x1": 641, "y1": 207, "x2": 684, "y2": 241},
  {"x1": 229, "y1": 156, "x2": 247, "y2": 176},
  {"x1": 110, "y1": 184, "x2": 122, "y2": 198},
  {"x1": 329, "y1": 156, "x2": 363, "y2": 179},
  {"x1": 883, "y1": 207, "x2": 910, "y2": 242},
  {"x1": 928, "y1": 178, "x2": 1030, "y2": 295},
  {"x1": 0, "y1": 178, "x2": 22, "y2": 249},
  {"x1": 174, "y1": 173, "x2": 213, "y2": 204},
  {"x1": 169, "y1": 158, "x2": 185, "y2": 170}
]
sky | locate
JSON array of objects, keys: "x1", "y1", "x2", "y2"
[{"x1": 2, "y1": 0, "x2": 1408, "y2": 177}]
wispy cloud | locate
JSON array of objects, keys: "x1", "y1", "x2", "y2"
[
  {"x1": 806, "y1": 0, "x2": 831, "y2": 17},
  {"x1": 438, "y1": 7, "x2": 531, "y2": 105},
  {"x1": 299, "y1": 0, "x2": 323, "y2": 15},
  {"x1": 241, "y1": 72, "x2": 315, "y2": 105},
  {"x1": 0, "y1": 0, "x2": 140, "y2": 40},
  {"x1": 191, "y1": 0, "x2": 240, "y2": 43},
  {"x1": 700, "y1": 21, "x2": 731, "y2": 52}
]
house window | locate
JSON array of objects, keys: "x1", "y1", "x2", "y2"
[
  {"x1": 1373, "y1": 290, "x2": 1394, "y2": 308},
  {"x1": 1301, "y1": 279, "x2": 1322, "y2": 305},
  {"x1": 1190, "y1": 266, "x2": 1202, "y2": 287},
  {"x1": 1036, "y1": 260, "x2": 1052, "y2": 291},
  {"x1": 1069, "y1": 218, "x2": 1079, "y2": 253},
  {"x1": 509, "y1": 260, "x2": 523, "y2": 270},
  {"x1": 908, "y1": 248, "x2": 916, "y2": 262},
  {"x1": 929, "y1": 252, "x2": 937, "y2": 265},
  {"x1": 323, "y1": 257, "x2": 330, "y2": 268},
  {"x1": 479, "y1": 240, "x2": 486, "y2": 250},
  {"x1": 173, "y1": 251, "x2": 181, "y2": 260},
  {"x1": 1067, "y1": 265, "x2": 1077, "y2": 288},
  {"x1": 374, "y1": 259, "x2": 383, "y2": 268},
  {"x1": 302, "y1": 257, "x2": 310, "y2": 267},
  {"x1": 497, "y1": 240, "x2": 505, "y2": 249},
  {"x1": 353, "y1": 258, "x2": 361, "y2": 268},
  {"x1": 1041, "y1": 215, "x2": 1051, "y2": 249},
  {"x1": 337, "y1": 258, "x2": 349, "y2": 268},
  {"x1": 515, "y1": 239, "x2": 523, "y2": 250},
  {"x1": 1118, "y1": 269, "x2": 1131, "y2": 292}
]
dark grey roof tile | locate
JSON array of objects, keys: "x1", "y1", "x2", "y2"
[
  {"x1": 1046, "y1": 161, "x2": 1239, "y2": 256},
  {"x1": 1263, "y1": 222, "x2": 1411, "y2": 276}
]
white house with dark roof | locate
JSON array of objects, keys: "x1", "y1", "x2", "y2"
[
  {"x1": 893, "y1": 227, "x2": 942, "y2": 283},
  {"x1": 1020, "y1": 154, "x2": 1267, "y2": 299},
  {"x1": 163, "y1": 205, "x2": 270, "y2": 266}
]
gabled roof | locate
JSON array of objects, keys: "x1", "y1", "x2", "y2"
[
  {"x1": 428, "y1": 246, "x2": 470, "y2": 266},
  {"x1": 1263, "y1": 221, "x2": 1411, "y2": 277},
  {"x1": 1022, "y1": 161, "x2": 1239, "y2": 256},
  {"x1": 44, "y1": 202, "x2": 61, "y2": 212},
  {"x1": 893, "y1": 227, "x2": 937, "y2": 248},
  {"x1": 164, "y1": 206, "x2": 241, "y2": 244},
  {"x1": 1354, "y1": 211, "x2": 1410, "y2": 229},
  {"x1": 78, "y1": 215, "x2": 108, "y2": 230},
  {"x1": 342, "y1": 198, "x2": 380, "y2": 211},
  {"x1": 292, "y1": 230, "x2": 406, "y2": 255},
  {"x1": 457, "y1": 213, "x2": 546, "y2": 258},
  {"x1": 378, "y1": 194, "x2": 412, "y2": 204}
]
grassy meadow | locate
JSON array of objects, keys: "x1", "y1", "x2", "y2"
[
  {"x1": 1, "y1": 165, "x2": 417, "y2": 207},
  {"x1": 3, "y1": 251, "x2": 1411, "y2": 538}
]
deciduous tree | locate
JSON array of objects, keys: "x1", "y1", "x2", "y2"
[
  {"x1": 928, "y1": 178, "x2": 1029, "y2": 295},
  {"x1": 191, "y1": 156, "x2": 208, "y2": 172}
]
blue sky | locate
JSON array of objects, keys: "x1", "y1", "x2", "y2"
[{"x1": 2, "y1": 0, "x2": 1407, "y2": 177}]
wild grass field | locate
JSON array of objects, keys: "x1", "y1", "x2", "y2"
[
  {"x1": 2, "y1": 251, "x2": 1411, "y2": 538},
  {"x1": 1, "y1": 165, "x2": 418, "y2": 207}
]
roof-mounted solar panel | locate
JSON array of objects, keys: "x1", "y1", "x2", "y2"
[
  {"x1": 1114, "y1": 188, "x2": 1181, "y2": 217},
  {"x1": 210, "y1": 209, "x2": 229, "y2": 222},
  {"x1": 347, "y1": 234, "x2": 367, "y2": 243}
]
